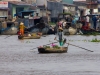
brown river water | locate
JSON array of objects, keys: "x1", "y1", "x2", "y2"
[{"x1": 0, "y1": 35, "x2": 100, "y2": 75}]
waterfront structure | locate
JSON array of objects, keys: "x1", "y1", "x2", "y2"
[
  {"x1": 14, "y1": 0, "x2": 75, "y2": 23},
  {"x1": 0, "y1": 1, "x2": 8, "y2": 18},
  {"x1": 86, "y1": 0, "x2": 98, "y2": 14},
  {"x1": 21, "y1": 0, "x2": 36, "y2": 4},
  {"x1": 73, "y1": 1, "x2": 87, "y2": 16},
  {"x1": 8, "y1": 1, "x2": 31, "y2": 18},
  {"x1": 0, "y1": 0, "x2": 32, "y2": 19},
  {"x1": 47, "y1": 1, "x2": 63, "y2": 22},
  {"x1": 1, "y1": 0, "x2": 21, "y2": 1},
  {"x1": 62, "y1": 3, "x2": 76, "y2": 15},
  {"x1": 62, "y1": 0, "x2": 73, "y2": 4}
]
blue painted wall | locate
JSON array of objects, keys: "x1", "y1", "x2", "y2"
[{"x1": 62, "y1": 0, "x2": 73, "y2": 4}]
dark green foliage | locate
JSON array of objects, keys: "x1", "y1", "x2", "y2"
[
  {"x1": 49, "y1": 22, "x2": 56, "y2": 25},
  {"x1": 91, "y1": 38, "x2": 100, "y2": 42},
  {"x1": 44, "y1": 46, "x2": 50, "y2": 48},
  {"x1": 53, "y1": 45, "x2": 60, "y2": 49},
  {"x1": 83, "y1": 32, "x2": 100, "y2": 35}
]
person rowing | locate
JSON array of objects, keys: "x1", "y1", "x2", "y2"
[{"x1": 54, "y1": 27, "x2": 66, "y2": 47}]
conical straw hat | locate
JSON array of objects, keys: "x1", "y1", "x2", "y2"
[
  {"x1": 20, "y1": 22, "x2": 24, "y2": 25},
  {"x1": 58, "y1": 27, "x2": 63, "y2": 31}
]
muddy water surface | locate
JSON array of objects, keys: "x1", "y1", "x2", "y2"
[{"x1": 0, "y1": 35, "x2": 100, "y2": 75}]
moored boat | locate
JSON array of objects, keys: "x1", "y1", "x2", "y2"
[
  {"x1": 1, "y1": 27, "x2": 18, "y2": 35},
  {"x1": 38, "y1": 47, "x2": 68, "y2": 53},
  {"x1": 0, "y1": 21, "x2": 18, "y2": 35}
]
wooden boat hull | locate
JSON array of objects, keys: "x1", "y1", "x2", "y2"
[
  {"x1": 18, "y1": 35, "x2": 41, "y2": 39},
  {"x1": 38, "y1": 47, "x2": 68, "y2": 53},
  {"x1": 31, "y1": 32, "x2": 42, "y2": 36}
]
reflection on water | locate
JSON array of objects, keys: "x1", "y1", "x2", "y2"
[{"x1": 0, "y1": 35, "x2": 100, "y2": 75}]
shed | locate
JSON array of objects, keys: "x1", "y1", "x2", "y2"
[{"x1": 8, "y1": 1, "x2": 31, "y2": 18}]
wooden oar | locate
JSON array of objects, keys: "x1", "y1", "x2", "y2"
[
  {"x1": 31, "y1": 42, "x2": 58, "y2": 50},
  {"x1": 54, "y1": 38, "x2": 93, "y2": 52},
  {"x1": 66, "y1": 42, "x2": 94, "y2": 52}
]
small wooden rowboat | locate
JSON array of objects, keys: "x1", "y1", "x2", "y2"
[
  {"x1": 38, "y1": 47, "x2": 68, "y2": 53},
  {"x1": 18, "y1": 35, "x2": 41, "y2": 39}
]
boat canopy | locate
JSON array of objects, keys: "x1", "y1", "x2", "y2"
[{"x1": 17, "y1": 10, "x2": 36, "y2": 18}]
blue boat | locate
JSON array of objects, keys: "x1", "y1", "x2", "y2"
[{"x1": 0, "y1": 21, "x2": 18, "y2": 35}]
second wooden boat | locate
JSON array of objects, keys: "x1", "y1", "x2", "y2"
[{"x1": 18, "y1": 35, "x2": 41, "y2": 39}]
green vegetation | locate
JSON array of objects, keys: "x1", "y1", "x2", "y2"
[
  {"x1": 91, "y1": 38, "x2": 100, "y2": 42},
  {"x1": 84, "y1": 32, "x2": 100, "y2": 35},
  {"x1": 48, "y1": 22, "x2": 56, "y2": 25},
  {"x1": 53, "y1": 45, "x2": 60, "y2": 49},
  {"x1": 44, "y1": 46, "x2": 50, "y2": 48}
]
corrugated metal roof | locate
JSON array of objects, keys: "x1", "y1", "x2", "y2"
[
  {"x1": 29, "y1": 6, "x2": 37, "y2": 10},
  {"x1": 73, "y1": 1, "x2": 86, "y2": 3},
  {"x1": 37, "y1": 5, "x2": 46, "y2": 9},
  {"x1": 62, "y1": 2, "x2": 76, "y2": 6},
  {"x1": 62, "y1": 0, "x2": 73, "y2": 4},
  {"x1": 8, "y1": 1, "x2": 31, "y2": 6},
  {"x1": 19, "y1": 10, "x2": 36, "y2": 13},
  {"x1": 73, "y1": 1, "x2": 86, "y2": 6}
]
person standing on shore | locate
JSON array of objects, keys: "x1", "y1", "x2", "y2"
[
  {"x1": 86, "y1": 15, "x2": 90, "y2": 27},
  {"x1": 92, "y1": 15, "x2": 98, "y2": 30}
]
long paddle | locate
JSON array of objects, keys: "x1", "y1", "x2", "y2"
[
  {"x1": 30, "y1": 41, "x2": 58, "y2": 50},
  {"x1": 55, "y1": 29, "x2": 93, "y2": 52},
  {"x1": 54, "y1": 38, "x2": 93, "y2": 52},
  {"x1": 66, "y1": 42, "x2": 94, "y2": 52}
]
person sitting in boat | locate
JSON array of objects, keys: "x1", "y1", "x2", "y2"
[{"x1": 19, "y1": 22, "x2": 26, "y2": 36}]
